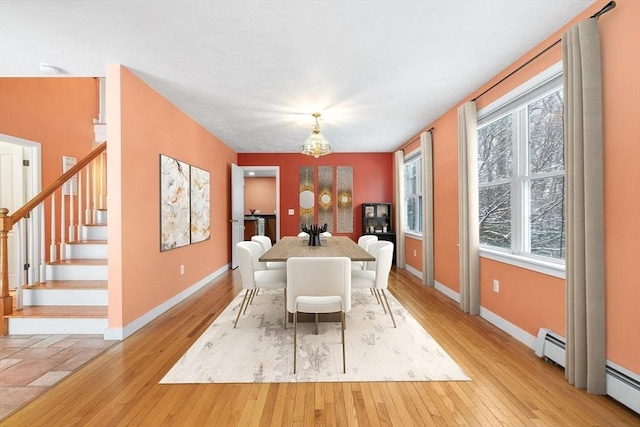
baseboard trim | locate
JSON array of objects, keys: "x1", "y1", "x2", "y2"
[
  {"x1": 405, "y1": 264, "x2": 422, "y2": 279},
  {"x1": 480, "y1": 306, "x2": 537, "y2": 349},
  {"x1": 104, "y1": 264, "x2": 230, "y2": 340}
]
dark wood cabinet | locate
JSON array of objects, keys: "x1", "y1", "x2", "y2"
[
  {"x1": 362, "y1": 203, "x2": 395, "y2": 264},
  {"x1": 244, "y1": 215, "x2": 276, "y2": 243}
]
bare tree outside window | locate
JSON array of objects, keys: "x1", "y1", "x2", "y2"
[{"x1": 477, "y1": 87, "x2": 565, "y2": 261}]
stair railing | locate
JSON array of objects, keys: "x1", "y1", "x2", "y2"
[{"x1": 0, "y1": 142, "x2": 107, "y2": 335}]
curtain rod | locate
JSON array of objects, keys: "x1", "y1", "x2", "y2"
[{"x1": 471, "y1": 1, "x2": 616, "y2": 102}]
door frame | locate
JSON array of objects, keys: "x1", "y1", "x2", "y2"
[
  {"x1": 242, "y1": 165, "x2": 280, "y2": 241},
  {"x1": 0, "y1": 134, "x2": 43, "y2": 287}
]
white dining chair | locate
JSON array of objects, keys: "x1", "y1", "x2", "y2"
[
  {"x1": 351, "y1": 241, "x2": 396, "y2": 328},
  {"x1": 251, "y1": 235, "x2": 286, "y2": 270},
  {"x1": 235, "y1": 241, "x2": 287, "y2": 329},
  {"x1": 297, "y1": 231, "x2": 309, "y2": 238},
  {"x1": 287, "y1": 256, "x2": 351, "y2": 374},
  {"x1": 321, "y1": 231, "x2": 332, "y2": 237},
  {"x1": 351, "y1": 235, "x2": 378, "y2": 270}
]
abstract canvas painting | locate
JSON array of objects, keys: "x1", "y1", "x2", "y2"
[
  {"x1": 190, "y1": 165, "x2": 210, "y2": 244},
  {"x1": 160, "y1": 154, "x2": 191, "y2": 251}
]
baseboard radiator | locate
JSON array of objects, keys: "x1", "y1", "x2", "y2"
[{"x1": 535, "y1": 328, "x2": 640, "y2": 414}]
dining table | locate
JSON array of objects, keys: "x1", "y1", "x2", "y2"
[
  {"x1": 258, "y1": 236, "x2": 375, "y2": 263},
  {"x1": 259, "y1": 236, "x2": 375, "y2": 323}
]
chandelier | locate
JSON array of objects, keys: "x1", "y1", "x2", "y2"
[{"x1": 300, "y1": 112, "x2": 333, "y2": 158}]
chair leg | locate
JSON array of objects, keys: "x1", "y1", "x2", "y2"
[
  {"x1": 315, "y1": 313, "x2": 319, "y2": 335},
  {"x1": 249, "y1": 288, "x2": 258, "y2": 305},
  {"x1": 380, "y1": 289, "x2": 397, "y2": 328},
  {"x1": 234, "y1": 290, "x2": 251, "y2": 328},
  {"x1": 243, "y1": 289, "x2": 256, "y2": 314},
  {"x1": 293, "y1": 311, "x2": 298, "y2": 374},
  {"x1": 283, "y1": 288, "x2": 287, "y2": 329},
  {"x1": 341, "y1": 312, "x2": 346, "y2": 374},
  {"x1": 370, "y1": 288, "x2": 381, "y2": 304}
]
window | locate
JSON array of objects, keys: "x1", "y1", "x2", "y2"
[
  {"x1": 404, "y1": 154, "x2": 422, "y2": 234},
  {"x1": 477, "y1": 66, "x2": 565, "y2": 266}
]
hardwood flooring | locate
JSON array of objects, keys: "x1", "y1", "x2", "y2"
[{"x1": 2, "y1": 267, "x2": 639, "y2": 426}]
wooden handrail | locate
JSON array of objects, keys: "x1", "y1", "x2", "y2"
[{"x1": 11, "y1": 142, "x2": 107, "y2": 224}]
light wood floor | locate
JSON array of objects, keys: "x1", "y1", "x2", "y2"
[{"x1": 2, "y1": 268, "x2": 638, "y2": 426}]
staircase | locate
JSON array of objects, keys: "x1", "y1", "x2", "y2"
[{"x1": 6, "y1": 210, "x2": 109, "y2": 335}]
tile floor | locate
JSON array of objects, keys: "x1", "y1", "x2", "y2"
[{"x1": 0, "y1": 334, "x2": 117, "y2": 420}]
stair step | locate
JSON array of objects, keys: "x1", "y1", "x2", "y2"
[
  {"x1": 6, "y1": 305, "x2": 108, "y2": 335},
  {"x1": 95, "y1": 209, "x2": 108, "y2": 224},
  {"x1": 22, "y1": 280, "x2": 108, "y2": 306},
  {"x1": 82, "y1": 224, "x2": 108, "y2": 240},
  {"x1": 7, "y1": 305, "x2": 107, "y2": 318},
  {"x1": 46, "y1": 259, "x2": 108, "y2": 281},
  {"x1": 65, "y1": 240, "x2": 108, "y2": 259}
]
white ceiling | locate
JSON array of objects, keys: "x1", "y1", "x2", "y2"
[{"x1": 0, "y1": 0, "x2": 594, "y2": 154}]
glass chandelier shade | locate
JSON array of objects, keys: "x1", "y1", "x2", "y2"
[{"x1": 300, "y1": 113, "x2": 333, "y2": 158}]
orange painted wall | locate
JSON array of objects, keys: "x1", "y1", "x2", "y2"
[
  {"x1": 399, "y1": 0, "x2": 640, "y2": 374},
  {"x1": 237, "y1": 153, "x2": 393, "y2": 241},
  {"x1": 0, "y1": 78, "x2": 99, "y2": 256},
  {"x1": 106, "y1": 65, "x2": 236, "y2": 328},
  {"x1": 244, "y1": 177, "x2": 276, "y2": 214},
  {"x1": 405, "y1": 236, "x2": 422, "y2": 271}
]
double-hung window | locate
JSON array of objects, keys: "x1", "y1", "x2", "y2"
[
  {"x1": 477, "y1": 64, "x2": 565, "y2": 275},
  {"x1": 404, "y1": 153, "x2": 422, "y2": 234}
]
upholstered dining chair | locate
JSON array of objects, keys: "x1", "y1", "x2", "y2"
[
  {"x1": 297, "y1": 231, "x2": 309, "y2": 238},
  {"x1": 235, "y1": 241, "x2": 287, "y2": 329},
  {"x1": 286, "y1": 256, "x2": 352, "y2": 374},
  {"x1": 321, "y1": 231, "x2": 332, "y2": 237},
  {"x1": 351, "y1": 235, "x2": 378, "y2": 270},
  {"x1": 251, "y1": 235, "x2": 285, "y2": 270},
  {"x1": 351, "y1": 241, "x2": 396, "y2": 328}
]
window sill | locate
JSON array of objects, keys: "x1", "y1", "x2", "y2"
[
  {"x1": 479, "y1": 247, "x2": 565, "y2": 279},
  {"x1": 403, "y1": 231, "x2": 423, "y2": 240}
]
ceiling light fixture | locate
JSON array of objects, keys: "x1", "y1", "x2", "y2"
[{"x1": 300, "y1": 112, "x2": 333, "y2": 158}]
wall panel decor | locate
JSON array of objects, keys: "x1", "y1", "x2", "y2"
[
  {"x1": 317, "y1": 166, "x2": 334, "y2": 232},
  {"x1": 299, "y1": 166, "x2": 315, "y2": 227},
  {"x1": 337, "y1": 166, "x2": 354, "y2": 233},
  {"x1": 190, "y1": 165, "x2": 210, "y2": 243},
  {"x1": 160, "y1": 154, "x2": 191, "y2": 251}
]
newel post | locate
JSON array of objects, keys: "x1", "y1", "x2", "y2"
[{"x1": 0, "y1": 207, "x2": 13, "y2": 335}]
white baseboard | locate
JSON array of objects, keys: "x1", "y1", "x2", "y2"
[
  {"x1": 480, "y1": 307, "x2": 538, "y2": 349},
  {"x1": 434, "y1": 280, "x2": 460, "y2": 303},
  {"x1": 104, "y1": 264, "x2": 230, "y2": 341},
  {"x1": 405, "y1": 264, "x2": 422, "y2": 279}
]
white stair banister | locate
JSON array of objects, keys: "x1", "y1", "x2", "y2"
[
  {"x1": 60, "y1": 188, "x2": 66, "y2": 261},
  {"x1": 49, "y1": 193, "x2": 57, "y2": 263},
  {"x1": 78, "y1": 172, "x2": 83, "y2": 240},
  {"x1": 69, "y1": 174, "x2": 75, "y2": 242},
  {"x1": 85, "y1": 166, "x2": 92, "y2": 225}
]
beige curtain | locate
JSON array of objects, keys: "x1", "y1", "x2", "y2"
[
  {"x1": 421, "y1": 131, "x2": 434, "y2": 287},
  {"x1": 458, "y1": 102, "x2": 479, "y2": 314},
  {"x1": 394, "y1": 150, "x2": 406, "y2": 269},
  {"x1": 563, "y1": 18, "x2": 606, "y2": 394}
]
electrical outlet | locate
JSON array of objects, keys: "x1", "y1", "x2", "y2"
[
  {"x1": 288, "y1": 209, "x2": 294, "y2": 215},
  {"x1": 493, "y1": 279, "x2": 499, "y2": 293},
  {"x1": 413, "y1": 249, "x2": 417, "y2": 257},
  {"x1": 180, "y1": 265, "x2": 185, "y2": 275}
]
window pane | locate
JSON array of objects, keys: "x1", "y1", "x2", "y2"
[
  {"x1": 479, "y1": 184, "x2": 511, "y2": 249},
  {"x1": 478, "y1": 115, "x2": 512, "y2": 183},
  {"x1": 530, "y1": 176, "x2": 565, "y2": 259},
  {"x1": 417, "y1": 195, "x2": 423, "y2": 233},
  {"x1": 405, "y1": 196, "x2": 416, "y2": 231},
  {"x1": 529, "y1": 90, "x2": 564, "y2": 174},
  {"x1": 405, "y1": 162, "x2": 416, "y2": 195}
]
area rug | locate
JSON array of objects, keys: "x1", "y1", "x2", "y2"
[{"x1": 161, "y1": 288, "x2": 469, "y2": 383}]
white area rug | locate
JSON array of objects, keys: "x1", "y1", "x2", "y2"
[{"x1": 161, "y1": 288, "x2": 469, "y2": 383}]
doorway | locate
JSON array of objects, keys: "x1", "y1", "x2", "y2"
[
  {"x1": 0, "y1": 134, "x2": 42, "y2": 290},
  {"x1": 242, "y1": 166, "x2": 280, "y2": 241}
]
